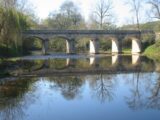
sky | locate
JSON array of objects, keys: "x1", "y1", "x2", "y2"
[{"x1": 28, "y1": 0, "x2": 148, "y2": 26}]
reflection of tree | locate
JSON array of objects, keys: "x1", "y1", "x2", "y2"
[
  {"x1": 0, "y1": 78, "x2": 37, "y2": 120},
  {"x1": 125, "y1": 73, "x2": 160, "y2": 110},
  {"x1": 147, "y1": 76, "x2": 160, "y2": 109},
  {"x1": 125, "y1": 72, "x2": 144, "y2": 110},
  {"x1": 48, "y1": 76, "x2": 84, "y2": 100},
  {"x1": 90, "y1": 74, "x2": 115, "y2": 103},
  {"x1": 0, "y1": 99, "x2": 25, "y2": 120}
]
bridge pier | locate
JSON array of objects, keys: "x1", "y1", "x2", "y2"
[
  {"x1": 66, "y1": 58, "x2": 76, "y2": 67},
  {"x1": 132, "y1": 54, "x2": 140, "y2": 65},
  {"x1": 112, "y1": 38, "x2": 122, "y2": 53},
  {"x1": 89, "y1": 57, "x2": 99, "y2": 67},
  {"x1": 112, "y1": 54, "x2": 122, "y2": 66},
  {"x1": 132, "y1": 38, "x2": 141, "y2": 53},
  {"x1": 90, "y1": 38, "x2": 99, "y2": 54},
  {"x1": 42, "y1": 39, "x2": 49, "y2": 55},
  {"x1": 66, "y1": 39, "x2": 76, "y2": 54}
]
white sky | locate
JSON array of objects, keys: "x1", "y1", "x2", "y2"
[{"x1": 28, "y1": 0, "x2": 148, "y2": 26}]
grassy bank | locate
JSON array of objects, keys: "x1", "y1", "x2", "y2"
[{"x1": 144, "y1": 40, "x2": 160, "y2": 62}]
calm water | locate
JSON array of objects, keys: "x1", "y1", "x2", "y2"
[{"x1": 0, "y1": 55, "x2": 160, "y2": 120}]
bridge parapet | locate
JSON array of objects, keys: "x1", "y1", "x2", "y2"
[{"x1": 23, "y1": 30, "x2": 152, "y2": 36}]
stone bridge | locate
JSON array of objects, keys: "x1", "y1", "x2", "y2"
[{"x1": 22, "y1": 30, "x2": 155, "y2": 54}]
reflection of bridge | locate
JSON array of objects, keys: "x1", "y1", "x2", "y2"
[
  {"x1": 15, "y1": 55, "x2": 155, "y2": 77},
  {"x1": 23, "y1": 30, "x2": 155, "y2": 54}
]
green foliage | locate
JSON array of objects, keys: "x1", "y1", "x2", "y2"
[
  {"x1": 144, "y1": 40, "x2": 160, "y2": 61},
  {"x1": 49, "y1": 39, "x2": 66, "y2": 52},
  {"x1": 140, "y1": 21, "x2": 160, "y2": 31},
  {"x1": 0, "y1": 6, "x2": 31, "y2": 57},
  {"x1": 121, "y1": 21, "x2": 159, "y2": 51},
  {"x1": 42, "y1": 1, "x2": 87, "y2": 52},
  {"x1": 99, "y1": 38, "x2": 111, "y2": 51},
  {"x1": 121, "y1": 21, "x2": 160, "y2": 31},
  {"x1": 22, "y1": 38, "x2": 42, "y2": 53},
  {"x1": 43, "y1": 1, "x2": 86, "y2": 30}
]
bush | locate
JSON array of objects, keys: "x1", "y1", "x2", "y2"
[{"x1": 144, "y1": 39, "x2": 160, "y2": 61}]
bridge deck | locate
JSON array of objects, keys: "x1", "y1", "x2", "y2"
[{"x1": 23, "y1": 30, "x2": 154, "y2": 35}]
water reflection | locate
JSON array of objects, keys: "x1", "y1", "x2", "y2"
[
  {"x1": 148, "y1": 76, "x2": 160, "y2": 109},
  {"x1": 125, "y1": 73, "x2": 160, "y2": 110},
  {"x1": 89, "y1": 74, "x2": 116, "y2": 103},
  {"x1": 0, "y1": 55, "x2": 155, "y2": 77},
  {"x1": 66, "y1": 58, "x2": 76, "y2": 68},
  {"x1": 0, "y1": 73, "x2": 160, "y2": 120},
  {"x1": 0, "y1": 55, "x2": 160, "y2": 120},
  {"x1": 47, "y1": 76, "x2": 84, "y2": 100},
  {"x1": 132, "y1": 54, "x2": 140, "y2": 65},
  {"x1": 0, "y1": 78, "x2": 37, "y2": 120},
  {"x1": 89, "y1": 57, "x2": 100, "y2": 68},
  {"x1": 112, "y1": 54, "x2": 120, "y2": 65}
]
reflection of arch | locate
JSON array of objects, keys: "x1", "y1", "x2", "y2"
[
  {"x1": 89, "y1": 57, "x2": 99, "y2": 67},
  {"x1": 132, "y1": 54, "x2": 140, "y2": 65},
  {"x1": 112, "y1": 54, "x2": 120, "y2": 65},
  {"x1": 66, "y1": 58, "x2": 76, "y2": 67}
]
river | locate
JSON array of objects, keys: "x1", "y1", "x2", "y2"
[{"x1": 0, "y1": 54, "x2": 160, "y2": 120}]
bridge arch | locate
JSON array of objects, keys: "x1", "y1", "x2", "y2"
[
  {"x1": 74, "y1": 36, "x2": 90, "y2": 53},
  {"x1": 23, "y1": 36, "x2": 45, "y2": 41},
  {"x1": 108, "y1": 36, "x2": 122, "y2": 53},
  {"x1": 22, "y1": 36, "x2": 45, "y2": 54},
  {"x1": 100, "y1": 36, "x2": 123, "y2": 54},
  {"x1": 124, "y1": 36, "x2": 141, "y2": 53},
  {"x1": 47, "y1": 36, "x2": 67, "y2": 54},
  {"x1": 48, "y1": 36, "x2": 76, "y2": 54}
]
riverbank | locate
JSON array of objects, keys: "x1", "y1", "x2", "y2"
[{"x1": 144, "y1": 40, "x2": 160, "y2": 62}]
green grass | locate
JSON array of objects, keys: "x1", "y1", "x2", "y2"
[
  {"x1": 99, "y1": 48, "x2": 132, "y2": 54},
  {"x1": 122, "y1": 48, "x2": 131, "y2": 54},
  {"x1": 144, "y1": 40, "x2": 160, "y2": 62}
]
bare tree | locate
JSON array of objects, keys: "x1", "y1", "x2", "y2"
[
  {"x1": 147, "y1": 0, "x2": 160, "y2": 19},
  {"x1": 127, "y1": 0, "x2": 143, "y2": 30},
  {"x1": 91, "y1": 74, "x2": 115, "y2": 103},
  {"x1": 0, "y1": 0, "x2": 17, "y2": 9},
  {"x1": 60, "y1": 1, "x2": 76, "y2": 18},
  {"x1": 47, "y1": 1, "x2": 84, "y2": 30},
  {"x1": 0, "y1": 0, "x2": 33, "y2": 13},
  {"x1": 92, "y1": 0, "x2": 113, "y2": 29}
]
